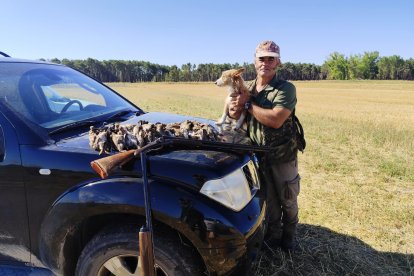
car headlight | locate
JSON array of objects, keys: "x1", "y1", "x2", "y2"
[{"x1": 200, "y1": 161, "x2": 260, "y2": 211}]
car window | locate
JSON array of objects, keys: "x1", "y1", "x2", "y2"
[
  {"x1": 42, "y1": 84, "x2": 105, "y2": 113},
  {"x1": 0, "y1": 62, "x2": 140, "y2": 130}
]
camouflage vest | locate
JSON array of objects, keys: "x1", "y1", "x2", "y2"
[{"x1": 262, "y1": 111, "x2": 303, "y2": 163}]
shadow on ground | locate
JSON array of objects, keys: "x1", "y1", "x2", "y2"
[{"x1": 252, "y1": 223, "x2": 413, "y2": 276}]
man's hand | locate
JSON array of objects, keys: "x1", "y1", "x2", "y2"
[{"x1": 228, "y1": 92, "x2": 250, "y2": 119}]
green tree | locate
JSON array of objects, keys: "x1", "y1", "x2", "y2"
[
  {"x1": 348, "y1": 54, "x2": 362, "y2": 79},
  {"x1": 402, "y1": 58, "x2": 414, "y2": 80},
  {"x1": 50, "y1": 58, "x2": 61, "y2": 64},
  {"x1": 377, "y1": 55, "x2": 404, "y2": 80},
  {"x1": 51, "y1": 53, "x2": 414, "y2": 82},
  {"x1": 324, "y1": 52, "x2": 349, "y2": 80},
  {"x1": 180, "y1": 63, "x2": 192, "y2": 81}
]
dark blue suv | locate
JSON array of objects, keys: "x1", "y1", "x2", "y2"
[{"x1": 0, "y1": 56, "x2": 266, "y2": 276}]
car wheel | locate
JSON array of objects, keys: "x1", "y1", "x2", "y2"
[{"x1": 75, "y1": 225, "x2": 204, "y2": 276}]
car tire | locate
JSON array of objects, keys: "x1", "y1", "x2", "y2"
[{"x1": 75, "y1": 225, "x2": 204, "y2": 276}]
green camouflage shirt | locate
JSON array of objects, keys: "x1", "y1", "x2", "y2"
[{"x1": 246, "y1": 75, "x2": 297, "y2": 147}]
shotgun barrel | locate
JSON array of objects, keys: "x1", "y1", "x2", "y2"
[{"x1": 138, "y1": 150, "x2": 156, "y2": 276}]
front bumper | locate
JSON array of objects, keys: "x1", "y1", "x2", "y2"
[{"x1": 197, "y1": 201, "x2": 267, "y2": 276}]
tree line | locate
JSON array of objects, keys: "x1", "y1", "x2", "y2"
[{"x1": 46, "y1": 52, "x2": 414, "y2": 82}]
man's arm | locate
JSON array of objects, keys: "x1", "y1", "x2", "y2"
[
  {"x1": 248, "y1": 104, "x2": 292, "y2": 129},
  {"x1": 228, "y1": 93, "x2": 292, "y2": 128}
]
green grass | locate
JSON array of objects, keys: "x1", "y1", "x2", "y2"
[{"x1": 108, "y1": 80, "x2": 414, "y2": 275}]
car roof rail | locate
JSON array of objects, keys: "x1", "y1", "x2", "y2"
[{"x1": 0, "y1": 51, "x2": 11, "y2": 57}]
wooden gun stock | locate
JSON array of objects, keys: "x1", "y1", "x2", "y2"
[
  {"x1": 90, "y1": 149, "x2": 136, "y2": 179},
  {"x1": 139, "y1": 227, "x2": 155, "y2": 276},
  {"x1": 91, "y1": 138, "x2": 165, "y2": 179}
]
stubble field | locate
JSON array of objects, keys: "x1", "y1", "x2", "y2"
[{"x1": 108, "y1": 81, "x2": 414, "y2": 275}]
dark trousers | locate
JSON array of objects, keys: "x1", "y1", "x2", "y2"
[{"x1": 261, "y1": 157, "x2": 300, "y2": 240}]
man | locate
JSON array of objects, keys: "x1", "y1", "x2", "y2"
[{"x1": 229, "y1": 40, "x2": 302, "y2": 251}]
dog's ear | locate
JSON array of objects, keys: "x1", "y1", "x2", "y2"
[{"x1": 234, "y1": 68, "x2": 245, "y2": 76}]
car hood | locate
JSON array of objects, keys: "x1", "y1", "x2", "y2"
[{"x1": 55, "y1": 112, "x2": 247, "y2": 189}]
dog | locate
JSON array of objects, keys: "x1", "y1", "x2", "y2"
[{"x1": 215, "y1": 68, "x2": 249, "y2": 130}]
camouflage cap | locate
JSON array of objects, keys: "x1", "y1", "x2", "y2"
[{"x1": 255, "y1": 40, "x2": 280, "y2": 58}]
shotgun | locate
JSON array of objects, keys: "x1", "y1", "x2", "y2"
[
  {"x1": 91, "y1": 139, "x2": 163, "y2": 276},
  {"x1": 91, "y1": 136, "x2": 271, "y2": 176}
]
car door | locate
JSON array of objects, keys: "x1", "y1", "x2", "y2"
[{"x1": 0, "y1": 112, "x2": 31, "y2": 264}]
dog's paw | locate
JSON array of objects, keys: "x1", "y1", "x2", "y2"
[{"x1": 216, "y1": 121, "x2": 223, "y2": 126}]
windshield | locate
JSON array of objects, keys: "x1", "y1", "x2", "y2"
[{"x1": 0, "y1": 62, "x2": 141, "y2": 130}]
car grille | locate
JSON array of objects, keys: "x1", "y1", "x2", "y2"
[{"x1": 242, "y1": 160, "x2": 260, "y2": 191}]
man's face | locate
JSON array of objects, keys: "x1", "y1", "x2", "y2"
[{"x1": 254, "y1": 56, "x2": 279, "y2": 78}]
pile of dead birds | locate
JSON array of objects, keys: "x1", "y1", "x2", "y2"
[{"x1": 89, "y1": 120, "x2": 221, "y2": 154}]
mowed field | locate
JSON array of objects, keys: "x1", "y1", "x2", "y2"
[{"x1": 108, "y1": 81, "x2": 414, "y2": 275}]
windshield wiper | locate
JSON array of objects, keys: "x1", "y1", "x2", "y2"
[
  {"x1": 106, "y1": 109, "x2": 139, "y2": 122},
  {"x1": 48, "y1": 120, "x2": 98, "y2": 135}
]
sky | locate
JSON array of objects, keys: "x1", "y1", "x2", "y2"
[{"x1": 1, "y1": 0, "x2": 413, "y2": 66}]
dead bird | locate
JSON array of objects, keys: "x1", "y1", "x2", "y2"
[
  {"x1": 124, "y1": 131, "x2": 138, "y2": 149},
  {"x1": 111, "y1": 131, "x2": 125, "y2": 152},
  {"x1": 93, "y1": 130, "x2": 110, "y2": 155},
  {"x1": 88, "y1": 126, "x2": 97, "y2": 149},
  {"x1": 180, "y1": 120, "x2": 194, "y2": 139},
  {"x1": 206, "y1": 124, "x2": 218, "y2": 141},
  {"x1": 155, "y1": 123, "x2": 167, "y2": 137},
  {"x1": 165, "y1": 123, "x2": 181, "y2": 137},
  {"x1": 137, "y1": 129, "x2": 146, "y2": 148},
  {"x1": 142, "y1": 123, "x2": 155, "y2": 132},
  {"x1": 193, "y1": 128, "x2": 208, "y2": 141},
  {"x1": 146, "y1": 127, "x2": 156, "y2": 143}
]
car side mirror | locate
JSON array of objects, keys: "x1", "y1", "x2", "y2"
[{"x1": 0, "y1": 126, "x2": 4, "y2": 162}]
